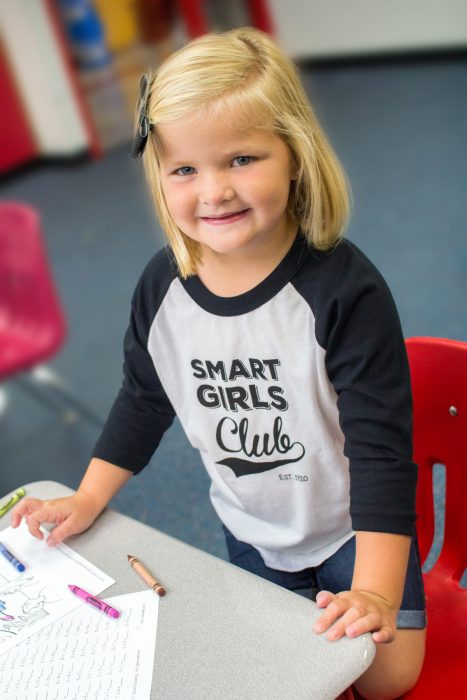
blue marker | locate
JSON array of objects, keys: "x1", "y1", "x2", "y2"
[{"x1": 0, "y1": 543, "x2": 25, "y2": 572}]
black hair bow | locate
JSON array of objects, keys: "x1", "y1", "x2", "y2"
[{"x1": 131, "y1": 73, "x2": 152, "y2": 159}]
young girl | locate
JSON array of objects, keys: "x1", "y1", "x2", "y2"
[{"x1": 12, "y1": 28, "x2": 426, "y2": 699}]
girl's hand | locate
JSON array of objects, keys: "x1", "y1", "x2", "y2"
[
  {"x1": 10, "y1": 493, "x2": 102, "y2": 547},
  {"x1": 313, "y1": 589, "x2": 397, "y2": 644}
]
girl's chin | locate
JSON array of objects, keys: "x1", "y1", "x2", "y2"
[{"x1": 198, "y1": 237, "x2": 255, "y2": 257}]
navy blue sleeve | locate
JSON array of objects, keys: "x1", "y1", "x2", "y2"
[
  {"x1": 295, "y1": 240, "x2": 417, "y2": 535},
  {"x1": 92, "y1": 249, "x2": 176, "y2": 473}
]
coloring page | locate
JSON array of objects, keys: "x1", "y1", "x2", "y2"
[
  {"x1": 0, "y1": 521, "x2": 114, "y2": 655},
  {"x1": 0, "y1": 590, "x2": 159, "y2": 699}
]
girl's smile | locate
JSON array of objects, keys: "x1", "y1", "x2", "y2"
[{"x1": 199, "y1": 209, "x2": 250, "y2": 225}]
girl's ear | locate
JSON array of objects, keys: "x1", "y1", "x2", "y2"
[{"x1": 289, "y1": 152, "x2": 299, "y2": 181}]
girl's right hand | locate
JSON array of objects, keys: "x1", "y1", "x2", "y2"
[{"x1": 10, "y1": 492, "x2": 101, "y2": 547}]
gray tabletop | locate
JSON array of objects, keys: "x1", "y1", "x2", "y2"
[{"x1": 0, "y1": 481, "x2": 375, "y2": 700}]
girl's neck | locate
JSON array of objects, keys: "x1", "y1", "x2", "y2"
[{"x1": 195, "y1": 224, "x2": 298, "y2": 298}]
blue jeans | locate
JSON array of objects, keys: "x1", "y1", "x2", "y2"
[{"x1": 223, "y1": 526, "x2": 427, "y2": 629}]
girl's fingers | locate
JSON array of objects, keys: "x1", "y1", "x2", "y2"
[
  {"x1": 321, "y1": 610, "x2": 388, "y2": 642},
  {"x1": 25, "y1": 506, "x2": 64, "y2": 540},
  {"x1": 371, "y1": 625, "x2": 395, "y2": 644},
  {"x1": 315, "y1": 590, "x2": 335, "y2": 608},
  {"x1": 326, "y1": 607, "x2": 373, "y2": 641},
  {"x1": 314, "y1": 596, "x2": 352, "y2": 632},
  {"x1": 46, "y1": 517, "x2": 79, "y2": 547},
  {"x1": 25, "y1": 511, "x2": 47, "y2": 540},
  {"x1": 11, "y1": 495, "x2": 93, "y2": 547},
  {"x1": 341, "y1": 611, "x2": 383, "y2": 640},
  {"x1": 10, "y1": 498, "x2": 44, "y2": 527},
  {"x1": 314, "y1": 599, "x2": 394, "y2": 642}
]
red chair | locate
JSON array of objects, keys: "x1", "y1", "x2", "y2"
[
  {"x1": 401, "y1": 337, "x2": 467, "y2": 697},
  {"x1": 305, "y1": 337, "x2": 467, "y2": 700},
  {"x1": 0, "y1": 202, "x2": 66, "y2": 376},
  {"x1": 0, "y1": 201, "x2": 102, "y2": 426}
]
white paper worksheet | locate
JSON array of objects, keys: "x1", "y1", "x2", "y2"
[
  {"x1": 0, "y1": 522, "x2": 114, "y2": 655},
  {"x1": 0, "y1": 590, "x2": 159, "y2": 700}
]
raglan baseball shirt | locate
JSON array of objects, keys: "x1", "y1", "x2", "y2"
[{"x1": 93, "y1": 235, "x2": 417, "y2": 571}]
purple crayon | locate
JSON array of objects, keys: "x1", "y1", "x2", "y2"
[{"x1": 68, "y1": 585, "x2": 120, "y2": 619}]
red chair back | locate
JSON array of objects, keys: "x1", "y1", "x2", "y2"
[
  {"x1": 406, "y1": 337, "x2": 467, "y2": 578},
  {"x1": 0, "y1": 202, "x2": 66, "y2": 379},
  {"x1": 403, "y1": 337, "x2": 467, "y2": 698}
]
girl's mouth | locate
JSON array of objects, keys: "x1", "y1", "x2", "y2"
[{"x1": 199, "y1": 209, "x2": 249, "y2": 225}]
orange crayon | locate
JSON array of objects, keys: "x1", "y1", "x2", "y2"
[{"x1": 127, "y1": 555, "x2": 166, "y2": 596}]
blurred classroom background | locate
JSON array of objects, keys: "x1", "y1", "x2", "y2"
[{"x1": 1, "y1": 1, "x2": 466, "y2": 573}]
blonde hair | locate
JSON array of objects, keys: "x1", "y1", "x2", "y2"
[{"x1": 139, "y1": 27, "x2": 351, "y2": 278}]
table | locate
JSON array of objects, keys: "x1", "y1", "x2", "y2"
[{"x1": 0, "y1": 481, "x2": 375, "y2": 699}]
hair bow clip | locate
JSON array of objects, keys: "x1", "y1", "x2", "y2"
[{"x1": 131, "y1": 73, "x2": 152, "y2": 159}]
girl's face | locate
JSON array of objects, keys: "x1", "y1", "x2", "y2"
[{"x1": 158, "y1": 112, "x2": 296, "y2": 264}]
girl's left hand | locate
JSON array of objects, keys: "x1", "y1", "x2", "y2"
[{"x1": 313, "y1": 589, "x2": 397, "y2": 644}]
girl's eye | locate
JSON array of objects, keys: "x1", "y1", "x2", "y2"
[
  {"x1": 174, "y1": 166, "x2": 195, "y2": 176},
  {"x1": 232, "y1": 156, "x2": 255, "y2": 167}
]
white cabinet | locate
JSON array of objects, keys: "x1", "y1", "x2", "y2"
[{"x1": 269, "y1": 0, "x2": 467, "y2": 59}]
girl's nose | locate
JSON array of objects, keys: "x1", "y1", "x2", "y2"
[{"x1": 199, "y1": 175, "x2": 235, "y2": 206}]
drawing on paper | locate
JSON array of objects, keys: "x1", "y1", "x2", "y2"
[
  {"x1": 0, "y1": 598, "x2": 14, "y2": 621},
  {"x1": 0, "y1": 574, "x2": 62, "y2": 644}
]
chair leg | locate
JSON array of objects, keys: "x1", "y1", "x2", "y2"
[
  {"x1": 0, "y1": 387, "x2": 8, "y2": 416},
  {"x1": 14, "y1": 366, "x2": 104, "y2": 429}
]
